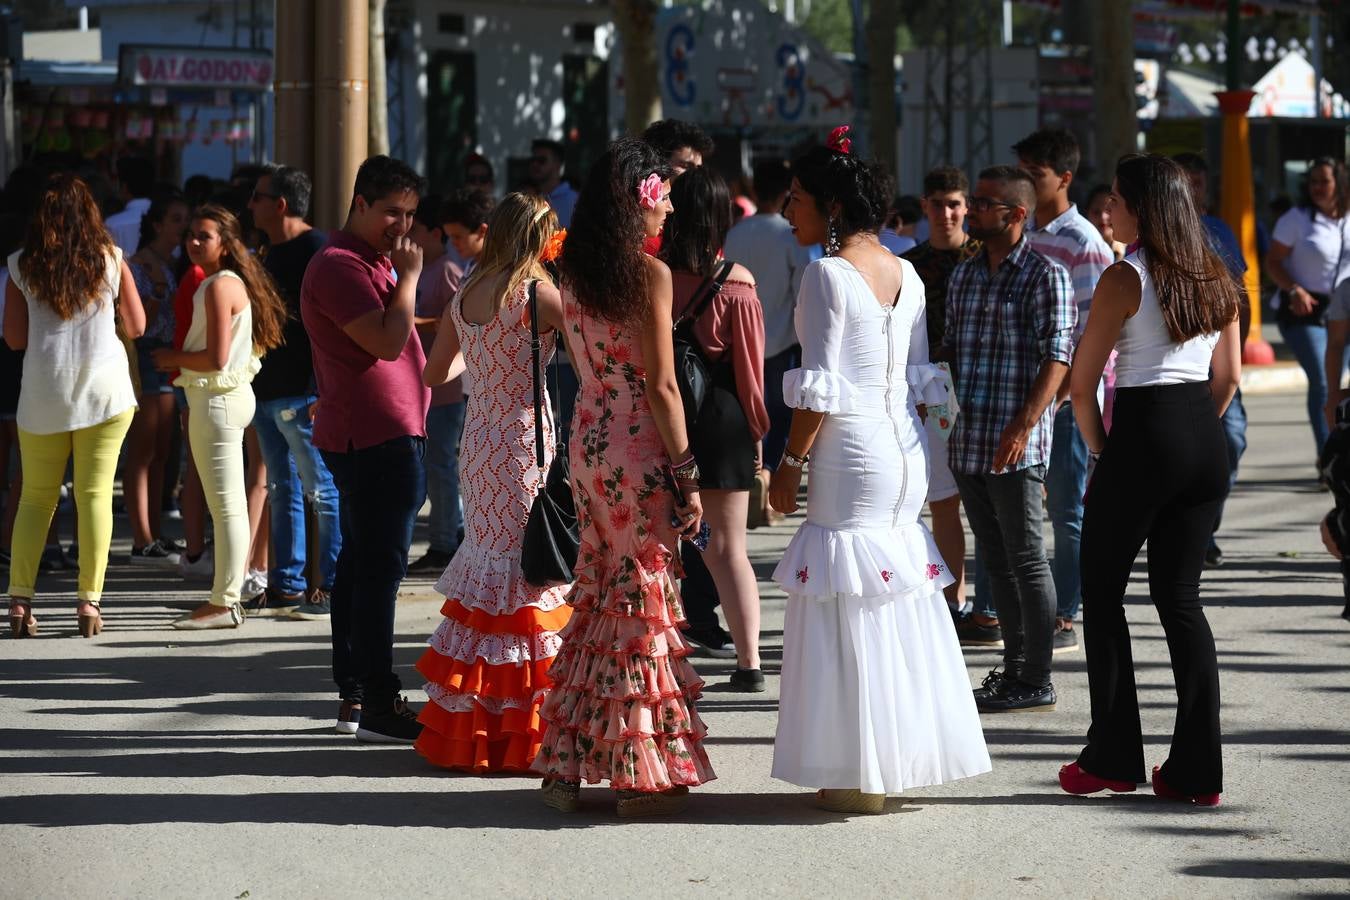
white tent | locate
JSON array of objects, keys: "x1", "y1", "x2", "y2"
[{"x1": 1248, "y1": 52, "x2": 1349, "y2": 119}]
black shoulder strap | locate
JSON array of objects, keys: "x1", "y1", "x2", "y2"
[
  {"x1": 528, "y1": 279, "x2": 547, "y2": 473},
  {"x1": 676, "y1": 259, "x2": 735, "y2": 327}
]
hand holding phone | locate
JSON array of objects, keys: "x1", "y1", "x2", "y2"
[{"x1": 662, "y1": 465, "x2": 710, "y2": 551}]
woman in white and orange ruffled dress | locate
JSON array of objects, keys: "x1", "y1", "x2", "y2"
[
  {"x1": 415, "y1": 192, "x2": 571, "y2": 772},
  {"x1": 768, "y1": 132, "x2": 991, "y2": 814}
]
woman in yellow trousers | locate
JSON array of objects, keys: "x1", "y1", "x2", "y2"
[{"x1": 4, "y1": 174, "x2": 146, "y2": 637}]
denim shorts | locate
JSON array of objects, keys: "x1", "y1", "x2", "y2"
[{"x1": 136, "y1": 345, "x2": 175, "y2": 396}]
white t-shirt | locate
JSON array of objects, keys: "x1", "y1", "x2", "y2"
[
  {"x1": 1272, "y1": 207, "x2": 1350, "y2": 296},
  {"x1": 1113, "y1": 250, "x2": 1219, "y2": 388},
  {"x1": 7, "y1": 248, "x2": 137, "y2": 434},
  {"x1": 105, "y1": 197, "x2": 151, "y2": 256},
  {"x1": 723, "y1": 213, "x2": 819, "y2": 358}
]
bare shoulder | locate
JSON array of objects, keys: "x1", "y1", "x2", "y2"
[
  {"x1": 534, "y1": 277, "x2": 562, "y2": 303},
  {"x1": 1099, "y1": 260, "x2": 1142, "y2": 293},
  {"x1": 728, "y1": 262, "x2": 756, "y2": 286},
  {"x1": 643, "y1": 253, "x2": 672, "y2": 284}
]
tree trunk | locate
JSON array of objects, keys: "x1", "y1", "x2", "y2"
[
  {"x1": 1091, "y1": 0, "x2": 1135, "y2": 181},
  {"x1": 368, "y1": 0, "x2": 390, "y2": 156},
  {"x1": 866, "y1": 0, "x2": 899, "y2": 174},
  {"x1": 613, "y1": 0, "x2": 661, "y2": 135}
]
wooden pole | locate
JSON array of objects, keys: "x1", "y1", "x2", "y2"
[
  {"x1": 273, "y1": 0, "x2": 316, "y2": 175},
  {"x1": 313, "y1": 0, "x2": 369, "y2": 231}
]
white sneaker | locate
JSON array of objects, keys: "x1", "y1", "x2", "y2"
[
  {"x1": 178, "y1": 547, "x2": 214, "y2": 581},
  {"x1": 240, "y1": 569, "x2": 268, "y2": 598}
]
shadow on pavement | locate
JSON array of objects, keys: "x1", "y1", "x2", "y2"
[{"x1": 1176, "y1": 859, "x2": 1350, "y2": 880}]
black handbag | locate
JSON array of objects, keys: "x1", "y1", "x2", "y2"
[
  {"x1": 673, "y1": 259, "x2": 734, "y2": 426},
  {"x1": 520, "y1": 280, "x2": 580, "y2": 587},
  {"x1": 1277, "y1": 214, "x2": 1348, "y2": 328}
]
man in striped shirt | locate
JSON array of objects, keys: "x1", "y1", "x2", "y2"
[
  {"x1": 946, "y1": 166, "x2": 1077, "y2": 713},
  {"x1": 1015, "y1": 129, "x2": 1115, "y2": 655}
]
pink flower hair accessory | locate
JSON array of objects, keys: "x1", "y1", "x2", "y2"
[
  {"x1": 826, "y1": 125, "x2": 852, "y2": 155},
  {"x1": 638, "y1": 173, "x2": 663, "y2": 210}
]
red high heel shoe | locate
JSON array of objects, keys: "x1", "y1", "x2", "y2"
[
  {"x1": 1152, "y1": 766, "x2": 1220, "y2": 807},
  {"x1": 1059, "y1": 762, "x2": 1137, "y2": 795}
]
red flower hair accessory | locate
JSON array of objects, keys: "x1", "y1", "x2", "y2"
[
  {"x1": 541, "y1": 228, "x2": 566, "y2": 263},
  {"x1": 826, "y1": 125, "x2": 852, "y2": 155}
]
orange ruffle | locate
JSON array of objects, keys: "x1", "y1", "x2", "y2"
[
  {"x1": 415, "y1": 700, "x2": 544, "y2": 773},
  {"x1": 416, "y1": 646, "x2": 554, "y2": 701},
  {"x1": 439, "y1": 596, "x2": 572, "y2": 635}
]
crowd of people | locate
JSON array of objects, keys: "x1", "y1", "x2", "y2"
[{"x1": 2, "y1": 115, "x2": 1342, "y2": 817}]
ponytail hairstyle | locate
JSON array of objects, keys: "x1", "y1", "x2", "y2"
[
  {"x1": 559, "y1": 137, "x2": 674, "y2": 325},
  {"x1": 191, "y1": 203, "x2": 287, "y2": 353},
  {"x1": 1113, "y1": 154, "x2": 1240, "y2": 343},
  {"x1": 456, "y1": 191, "x2": 558, "y2": 313}
]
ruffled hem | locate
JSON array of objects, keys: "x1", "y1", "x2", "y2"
[
  {"x1": 426, "y1": 615, "x2": 563, "y2": 667},
  {"x1": 174, "y1": 358, "x2": 260, "y2": 393},
  {"x1": 906, "y1": 363, "x2": 957, "y2": 412},
  {"x1": 532, "y1": 538, "x2": 715, "y2": 790},
  {"x1": 434, "y1": 539, "x2": 570, "y2": 617},
  {"x1": 417, "y1": 646, "x2": 556, "y2": 700},
  {"x1": 783, "y1": 367, "x2": 856, "y2": 414},
  {"x1": 415, "y1": 692, "x2": 545, "y2": 773},
  {"x1": 772, "y1": 520, "x2": 955, "y2": 601}
]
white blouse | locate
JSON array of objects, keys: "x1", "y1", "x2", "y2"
[{"x1": 1113, "y1": 250, "x2": 1219, "y2": 388}]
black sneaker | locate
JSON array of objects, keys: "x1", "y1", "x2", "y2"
[
  {"x1": 972, "y1": 666, "x2": 1010, "y2": 702},
  {"x1": 1053, "y1": 622, "x2": 1079, "y2": 654},
  {"x1": 243, "y1": 587, "x2": 303, "y2": 618},
  {"x1": 1341, "y1": 601, "x2": 1349, "y2": 622},
  {"x1": 128, "y1": 539, "x2": 181, "y2": 568},
  {"x1": 355, "y1": 696, "x2": 423, "y2": 744},
  {"x1": 683, "y1": 624, "x2": 737, "y2": 660},
  {"x1": 977, "y1": 678, "x2": 1056, "y2": 713},
  {"x1": 335, "y1": 700, "x2": 362, "y2": 735},
  {"x1": 289, "y1": 588, "x2": 332, "y2": 621},
  {"x1": 1204, "y1": 544, "x2": 1224, "y2": 568},
  {"x1": 406, "y1": 548, "x2": 454, "y2": 574},
  {"x1": 39, "y1": 545, "x2": 72, "y2": 572},
  {"x1": 954, "y1": 611, "x2": 1003, "y2": 647},
  {"x1": 728, "y1": 668, "x2": 766, "y2": 693}
]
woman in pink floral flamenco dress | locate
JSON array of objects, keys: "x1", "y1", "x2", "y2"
[
  {"x1": 414, "y1": 192, "x2": 572, "y2": 773},
  {"x1": 533, "y1": 138, "x2": 715, "y2": 817}
]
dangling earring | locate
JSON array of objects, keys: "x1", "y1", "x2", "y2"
[{"x1": 826, "y1": 217, "x2": 841, "y2": 256}]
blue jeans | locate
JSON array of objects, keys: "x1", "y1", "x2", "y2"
[
  {"x1": 424, "y1": 402, "x2": 465, "y2": 555},
  {"x1": 1278, "y1": 321, "x2": 1350, "y2": 453},
  {"x1": 253, "y1": 395, "x2": 341, "y2": 594},
  {"x1": 763, "y1": 345, "x2": 801, "y2": 470},
  {"x1": 1047, "y1": 403, "x2": 1088, "y2": 621},
  {"x1": 1210, "y1": 388, "x2": 1248, "y2": 545},
  {"x1": 322, "y1": 436, "x2": 425, "y2": 706}
]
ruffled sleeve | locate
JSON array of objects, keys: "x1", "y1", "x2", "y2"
[{"x1": 783, "y1": 260, "x2": 855, "y2": 414}]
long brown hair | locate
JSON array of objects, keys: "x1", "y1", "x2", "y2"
[
  {"x1": 457, "y1": 192, "x2": 557, "y2": 313},
  {"x1": 1114, "y1": 154, "x2": 1240, "y2": 343},
  {"x1": 17, "y1": 173, "x2": 118, "y2": 320},
  {"x1": 192, "y1": 204, "x2": 286, "y2": 353}
]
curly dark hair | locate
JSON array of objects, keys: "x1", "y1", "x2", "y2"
[
  {"x1": 790, "y1": 145, "x2": 893, "y2": 240},
  {"x1": 661, "y1": 167, "x2": 731, "y2": 277},
  {"x1": 559, "y1": 138, "x2": 673, "y2": 326}
]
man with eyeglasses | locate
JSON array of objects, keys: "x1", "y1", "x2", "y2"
[
  {"x1": 245, "y1": 165, "x2": 339, "y2": 622},
  {"x1": 528, "y1": 138, "x2": 576, "y2": 228},
  {"x1": 463, "y1": 153, "x2": 496, "y2": 197},
  {"x1": 946, "y1": 166, "x2": 1076, "y2": 714}
]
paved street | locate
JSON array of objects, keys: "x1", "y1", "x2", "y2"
[{"x1": 1, "y1": 387, "x2": 1348, "y2": 899}]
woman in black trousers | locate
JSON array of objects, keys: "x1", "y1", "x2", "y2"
[{"x1": 1057, "y1": 154, "x2": 1242, "y2": 806}]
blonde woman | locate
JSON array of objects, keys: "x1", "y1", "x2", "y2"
[
  {"x1": 153, "y1": 205, "x2": 286, "y2": 629},
  {"x1": 414, "y1": 193, "x2": 573, "y2": 772},
  {"x1": 4, "y1": 174, "x2": 145, "y2": 637}
]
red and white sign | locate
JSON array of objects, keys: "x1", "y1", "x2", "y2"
[{"x1": 119, "y1": 45, "x2": 273, "y2": 91}]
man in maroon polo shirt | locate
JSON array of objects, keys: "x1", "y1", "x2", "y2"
[{"x1": 301, "y1": 155, "x2": 430, "y2": 744}]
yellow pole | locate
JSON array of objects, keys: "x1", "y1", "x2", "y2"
[{"x1": 1216, "y1": 89, "x2": 1275, "y2": 365}]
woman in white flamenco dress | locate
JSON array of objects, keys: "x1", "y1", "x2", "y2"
[{"x1": 768, "y1": 250, "x2": 992, "y2": 814}]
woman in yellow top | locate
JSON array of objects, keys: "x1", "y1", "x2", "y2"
[{"x1": 153, "y1": 205, "x2": 286, "y2": 629}]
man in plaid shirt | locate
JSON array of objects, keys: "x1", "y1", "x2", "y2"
[{"x1": 945, "y1": 165, "x2": 1076, "y2": 713}]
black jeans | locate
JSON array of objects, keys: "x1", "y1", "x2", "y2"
[
  {"x1": 954, "y1": 465, "x2": 1057, "y2": 687},
  {"x1": 681, "y1": 543, "x2": 721, "y2": 631},
  {"x1": 1076, "y1": 382, "x2": 1228, "y2": 795},
  {"x1": 321, "y1": 436, "x2": 426, "y2": 709}
]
